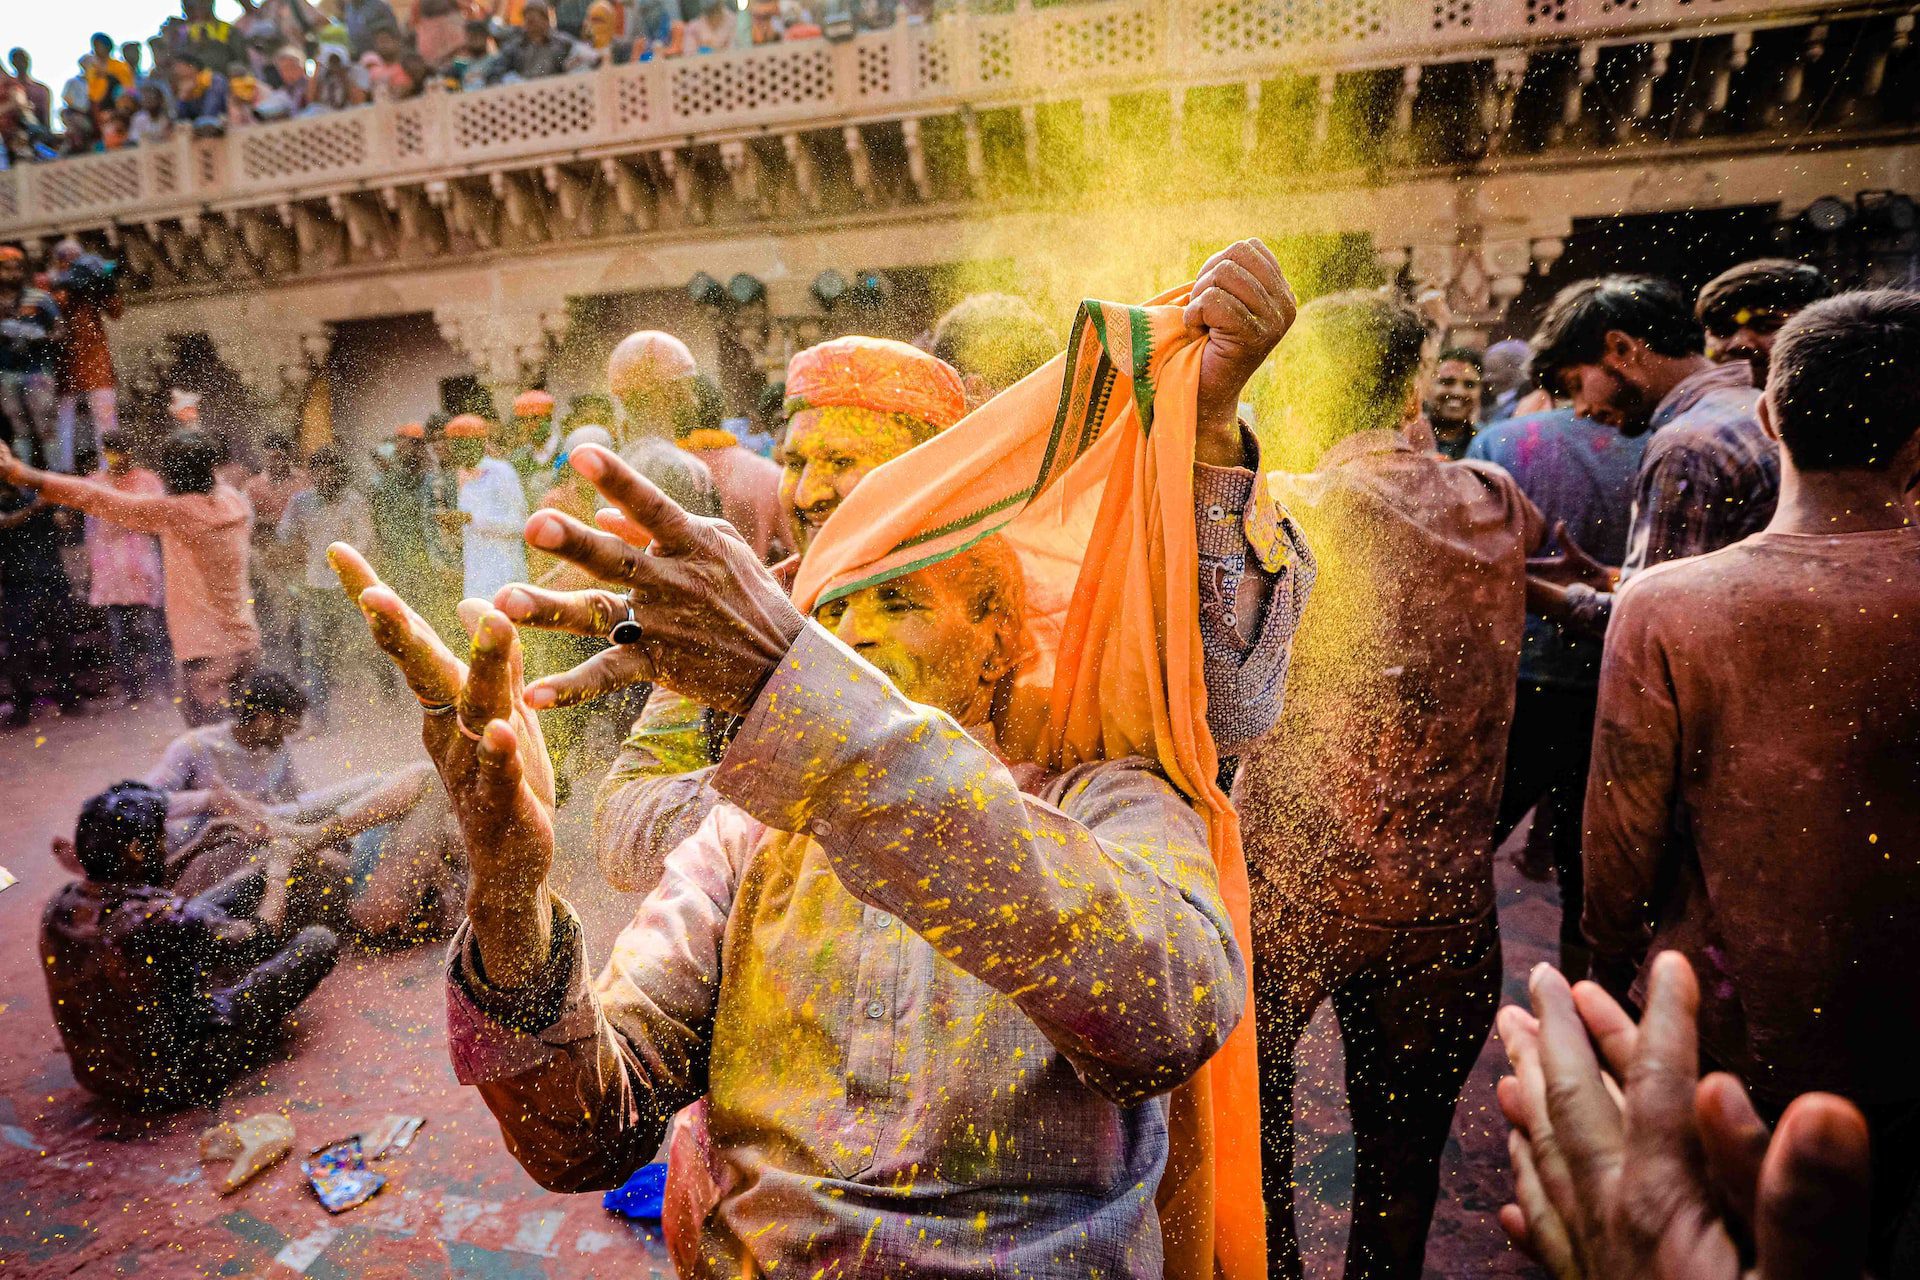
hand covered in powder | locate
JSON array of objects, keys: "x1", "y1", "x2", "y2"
[
  {"x1": 331, "y1": 541, "x2": 559, "y2": 986},
  {"x1": 496, "y1": 444, "x2": 806, "y2": 718}
]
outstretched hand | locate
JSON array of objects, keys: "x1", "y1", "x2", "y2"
[
  {"x1": 1495, "y1": 952, "x2": 1872, "y2": 1280},
  {"x1": 330, "y1": 541, "x2": 558, "y2": 986},
  {"x1": 493, "y1": 444, "x2": 805, "y2": 716}
]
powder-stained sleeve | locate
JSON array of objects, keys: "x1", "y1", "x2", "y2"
[
  {"x1": 713, "y1": 621, "x2": 1245, "y2": 1108},
  {"x1": 592, "y1": 687, "x2": 724, "y2": 894},
  {"x1": 445, "y1": 811, "x2": 749, "y2": 1192},
  {"x1": 1192, "y1": 442, "x2": 1315, "y2": 756},
  {"x1": 1581, "y1": 574, "x2": 1683, "y2": 998}
]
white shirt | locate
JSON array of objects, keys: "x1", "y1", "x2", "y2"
[
  {"x1": 457, "y1": 456, "x2": 530, "y2": 600},
  {"x1": 277, "y1": 487, "x2": 376, "y2": 590}
]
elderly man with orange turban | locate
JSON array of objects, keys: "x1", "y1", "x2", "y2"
[
  {"x1": 510, "y1": 246, "x2": 1310, "y2": 906},
  {"x1": 327, "y1": 240, "x2": 1313, "y2": 1280}
]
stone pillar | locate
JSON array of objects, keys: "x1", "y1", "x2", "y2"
[
  {"x1": 433, "y1": 302, "x2": 571, "y2": 418},
  {"x1": 218, "y1": 323, "x2": 333, "y2": 424}
]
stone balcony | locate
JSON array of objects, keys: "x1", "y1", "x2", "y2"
[{"x1": 7, "y1": 0, "x2": 1912, "y2": 414}]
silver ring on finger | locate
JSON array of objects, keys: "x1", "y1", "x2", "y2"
[{"x1": 609, "y1": 592, "x2": 644, "y2": 646}]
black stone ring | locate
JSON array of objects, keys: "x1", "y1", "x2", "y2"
[{"x1": 609, "y1": 594, "x2": 644, "y2": 647}]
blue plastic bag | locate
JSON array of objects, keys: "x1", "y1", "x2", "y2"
[{"x1": 603, "y1": 1161, "x2": 668, "y2": 1221}]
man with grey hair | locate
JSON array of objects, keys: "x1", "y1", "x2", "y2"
[{"x1": 1480, "y1": 337, "x2": 1534, "y2": 423}]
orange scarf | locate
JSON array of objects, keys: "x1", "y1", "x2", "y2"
[{"x1": 793, "y1": 286, "x2": 1265, "y2": 1280}]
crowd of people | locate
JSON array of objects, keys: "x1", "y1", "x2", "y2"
[
  {"x1": 5, "y1": 230, "x2": 1918, "y2": 1280},
  {"x1": 2, "y1": 0, "x2": 936, "y2": 163}
]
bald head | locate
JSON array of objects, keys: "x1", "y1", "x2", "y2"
[{"x1": 607, "y1": 330, "x2": 698, "y2": 442}]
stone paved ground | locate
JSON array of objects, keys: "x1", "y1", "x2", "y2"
[{"x1": 0, "y1": 681, "x2": 1549, "y2": 1279}]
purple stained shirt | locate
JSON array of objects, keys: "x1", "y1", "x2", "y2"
[{"x1": 1468, "y1": 408, "x2": 1646, "y2": 686}]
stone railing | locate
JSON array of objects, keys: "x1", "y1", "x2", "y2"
[{"x1": 0, "y1": 0, "x2": 1853, "y2": 240}]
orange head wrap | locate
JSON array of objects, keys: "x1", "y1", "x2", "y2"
[
  {"x1": 607, "y1": 331, "x2": 697, "y2": 401},
  {"x1": 395, "y1": 421, "x2": 425, "y2": 439},
  {"x1": 784, "y1": 336, "x2": 965, "y2": 433},
  {"x1": 443, "y1": 413, "x2": 490, "y2": 439},
  {"x1": 0, "y1": 246, "x2": 25, "y2": 265},
  {"x1": 513, "y1": 389, "x2": 556, "y2": 419}
]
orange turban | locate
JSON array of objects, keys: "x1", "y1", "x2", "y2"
[
  {"x1": 444, "y1": 413, "x2": 489, "y2": 439},
  {"x1": 513, "y1": 389, "x2": 556, "y2": 419},
  {"x1": 784, "y1": 336, "x2": 965, "y2": 433},
  {"x1": 396, "y1": 421, "x2": 425, "y2": 439},
  {"x1": 607, "y1": 331, "x2": 697, "y2": 400}
]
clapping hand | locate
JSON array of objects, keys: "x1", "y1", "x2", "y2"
[{"x1": 1496, "y1": 952, "x2": 1872, "y2": 1280}]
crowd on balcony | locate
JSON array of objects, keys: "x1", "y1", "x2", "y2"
[{"x1": 0, "y1": 0, "x2": 936, "y2": 165}]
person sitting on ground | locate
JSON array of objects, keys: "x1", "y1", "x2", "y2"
[
  {"x1": 0, "y1": 429, "x2": 260, "y2": 726},
  {"x1": 929, "y1": 290, "x2": 1059, "y2": 409},
  {"x1": 678, "y1": 373, "x2": 787, "y2": 563},
  {"x1": 143, "y1": 667, "x2": 464, "y2": 936},
  {"x1": 1693, "y1": 257, "x2": 1833, "y2": 387},
  {"x1": 40, "y1": 780, "x2": 341, "y2": 1111}
]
